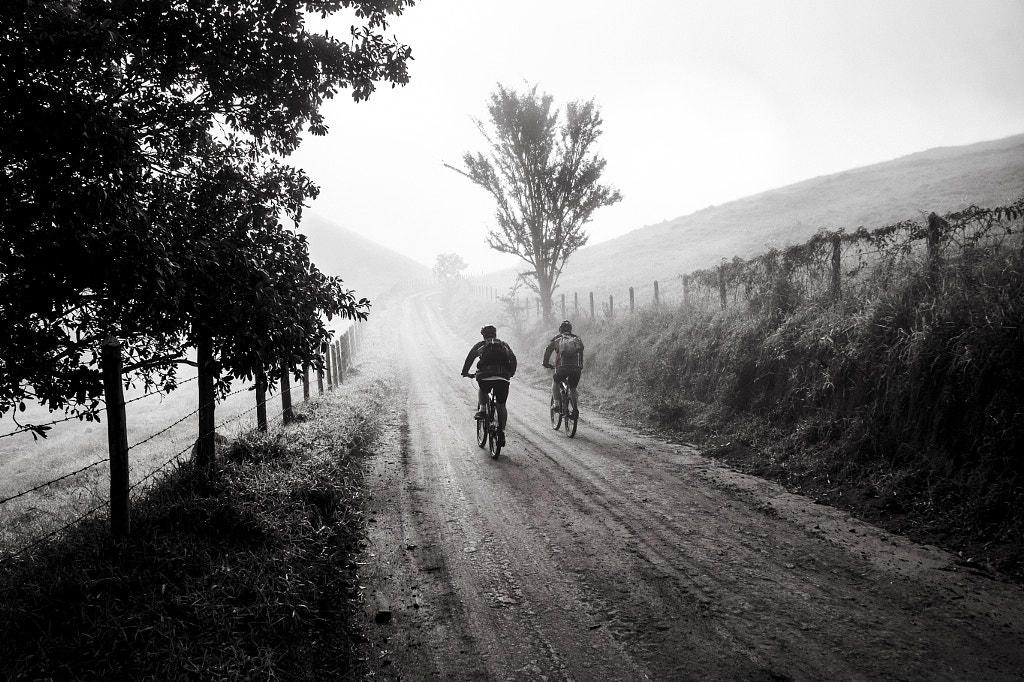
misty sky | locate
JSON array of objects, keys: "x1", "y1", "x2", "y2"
[{"x1": 289, "y1": 0, "x2": 1024, "y2": 274}]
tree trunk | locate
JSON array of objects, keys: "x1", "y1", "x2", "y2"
[{"x1": 537, "y1": 270, "x2": 555, "y2": 325}]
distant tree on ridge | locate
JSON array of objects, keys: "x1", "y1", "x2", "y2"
[
  {"x1": 446, "y1": 84, "x2": 621, "y2": 323},
  {"x1": 433, "y1": 253, "x2": 469, "y2": 282}
]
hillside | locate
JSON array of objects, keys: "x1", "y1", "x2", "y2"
[
  {"x1": 483, "y1": 133, "x2": 1024, "y2": 299},
  {"x1": 299, "y1": 213, "x2": 431, "y2": 301}
]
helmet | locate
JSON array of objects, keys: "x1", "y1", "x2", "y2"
[
  {"x1": 480, "y1": 325, "x2": 497, "y2": 338},
  {"x1": 558, "y1": 320, "x2": 572, "y2": 334}
]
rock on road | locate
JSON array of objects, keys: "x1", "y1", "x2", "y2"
[{"x1": 358, "y1": 289, "x2": 1024, "y2": 681}]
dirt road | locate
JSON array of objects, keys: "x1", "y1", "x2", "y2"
[{"x1": 359, "y1": 289, "x2": 1024, "y2": 681}]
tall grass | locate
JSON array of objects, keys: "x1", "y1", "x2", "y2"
[
  {"x1": 578, "y1": 244, "x2": 1024, "y2": 575},
  {"x1": 0, "y1": 378, "x2": 392, "y2": 681}
]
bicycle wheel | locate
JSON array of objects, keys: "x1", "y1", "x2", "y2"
[
  {"x1": 489, "y1": 421, "x2": 501, "y2": 458},
  {"x1": 563, "y1": 394, "x2": 578, "y2": 438},
  {"x1": 476, "y1": 412, "x2": 488, "y2": 447},
  {"x1": 550, "y1": 394, "x2": 562, "y2": 429}
]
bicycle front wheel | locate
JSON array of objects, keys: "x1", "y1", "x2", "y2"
[
  {"x1": 563, "y1": 395, "x2": 578, "y2": 438},
  {"x1": 550, "y1": 395, "x2": 562, "y2": 430}
]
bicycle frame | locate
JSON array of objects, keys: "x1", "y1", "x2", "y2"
[
  {"x1": 547, "y1": 369, "x2": 578, "y2": 438},
  {"x1": 468, "y1": 373, "x2": 502, "y2": 457}
]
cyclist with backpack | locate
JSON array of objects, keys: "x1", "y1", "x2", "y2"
[
  {"x1": 542, "y1": 320, "x2": 584, "y2": 418},
  {"x1": 461, "y1": 325, "x2": 517, "y2": 447}
]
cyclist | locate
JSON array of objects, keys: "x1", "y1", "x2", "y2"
[
  {"x1": 461, "y1": 325, "x2": 517, "y2": 447},
  {"x1": 542, "y1": 320, "x2": 584, "y2": 418}
]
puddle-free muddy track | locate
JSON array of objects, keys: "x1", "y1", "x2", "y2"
[{"x1": 358, "y1": 290, "x2": 1024, "y2": 681}]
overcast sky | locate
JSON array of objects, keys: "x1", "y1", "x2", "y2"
[{"x1": 289, "y1": 0, "x2": 1024, "y2": 274}]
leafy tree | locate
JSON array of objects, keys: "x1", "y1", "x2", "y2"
[
  {"x1": 0, "y1": 0, "x2": 412, "y2": 434},
  {"x1": 152, "y1": 136, "x2": 368, "y2": 468},
  {"x1": 447, "y1": 84, "x2": 621, "y2": 323},
  {"x1": 433, "y1": 252, "x2": 468, "y2": 282}
]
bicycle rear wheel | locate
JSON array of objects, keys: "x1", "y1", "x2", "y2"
[
  {"x1": 550, "y1": 394, "x2": 562, "y2": 429},
  {"x1": 476, "y1": 413, "x2": 488, "y2": 447},
  {"x1": 488, "y1": 422, "x2": 501, "y2": 458},
  {"x1": 563, "y1": 394, "x2": 578, "y2": 438}
]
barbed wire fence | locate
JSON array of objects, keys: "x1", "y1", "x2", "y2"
[
  {"x1": 0, "y1": 322, "x2": 366, "y2": 565},
  {"x1": 464, "y1": 197, "x2": 1024, "y2": 322}
]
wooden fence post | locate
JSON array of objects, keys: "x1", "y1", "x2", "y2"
[
  {"x1": 280, "y1": 359, "x2": 294, "y2": 424},
  {"x1": 654, "y1": 280, "x2": 659, "y2": 308},
  {"x1": 302, "y1": 362, "x2": 310, "y2": 401},
  {"x1": 589, "y1": 291, "x2": 595, "y2": 319},
  {"x1": 101, "y1": 336, "x2": 130, "y2": 539},
  {"x1": 609, "y1": 294, "x2": 614, "y2": 318},
  {"x1": 927, "y1": 212, "x2": 945, "y2": 285},
  {"x1": 831, "y1": 233, "x2": 842, "y2": 302},
  {"x1": 561, "y1": 293, "x2": 566, "y2": 320},
  {"x1": 629, "y1": 287, "x2": 635, "y2": 314},
  {"x1": 318, "y1": 346, "x2": 326, "y2": 395},
  {"x1": 256, "y1": 367, "x2": 268, "y2": 432},
  {"x1": 324, "y1": 344, "x2": 333, "y2": 390},
  {"x1": 196, "y1": 330, "x2": 217, "y2": 473},
  {"x1": 574, "y1": 292, "x2": 579, "y2": 316},
  {"x1": 334, "y1": 341, "x2": 343, "y2": 385},
  {"x1": 328, "y1": 342, "x2": 335, "y2": 386},
  {"x1": 718, "y1": 265, "x2": 727, "y2": 310}
]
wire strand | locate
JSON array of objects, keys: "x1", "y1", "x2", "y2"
[{"x1": 0, "y1": 458, "x2": 110, "y2": 506}]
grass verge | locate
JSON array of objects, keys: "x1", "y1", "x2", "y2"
[
  {"x1": 440, "y1": 251, "x2": 1024, "y2": 585},
  {"x1": 0, "y1": 372, "x2": 394, "y2": 681}
]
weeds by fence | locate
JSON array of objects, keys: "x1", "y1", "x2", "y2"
[
  {"x1": 0, "y1": 323, "x2": 366, "y2": 562},
  {"x1": 480, "y1": 197, "x2": 1024, "y2": 322}
]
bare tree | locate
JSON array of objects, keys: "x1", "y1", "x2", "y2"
[{"x1": 447, "y1": 84, "x2": 621, "y2": 323}]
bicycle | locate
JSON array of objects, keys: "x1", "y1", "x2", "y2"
[
  {"x1": 544, "y1": 365, "x2": 578, "y2": 438},
  {"x1": 467, "y1": 373, "x2": 502, "y2": 458}
]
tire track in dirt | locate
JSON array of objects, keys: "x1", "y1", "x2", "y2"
[{"x1": 359, "y1": 288, "x2": 1024, "y2": 681}]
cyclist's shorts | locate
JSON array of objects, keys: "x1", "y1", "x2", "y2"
[
  {"x1": 477, "y1": 377, "x2": 510, "y2": 404},
  {"x1": 553, "y1": 366, "x2": 582, "y2": 388}
]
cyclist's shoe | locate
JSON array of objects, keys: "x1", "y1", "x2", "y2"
[
  {"x1": 474, "y1": 410, "x2": 486, "y2": 420},
  {"x1": 571, "y1": 407, "x2": 579, "y2": 419},
  {"x1": 497, "y1": 430, "x2": 506, "y2": 447}
]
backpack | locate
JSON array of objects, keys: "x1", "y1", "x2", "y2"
[
  {"x1": 557, "y1": 334, "x2": 581, "y2": 367},
  {"x1": 478, "y1": 337, "x2": 510, "y2": 370}
]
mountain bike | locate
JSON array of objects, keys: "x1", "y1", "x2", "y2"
[
  {"x1": 545, "y1": 366, "x2": 578, "y2": 438},
  {"x1": 467, "y1": 373, "x2": 502, "y2": 458}
]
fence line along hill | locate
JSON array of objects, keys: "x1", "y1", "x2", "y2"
[{"x1": 544, "y1": 133, "x2": 1024, "y2": 298}]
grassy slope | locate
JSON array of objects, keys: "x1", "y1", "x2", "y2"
[
  {"x1": 300, "y1": 213, "x2": 432, "y2": 300},
  {"x1": 476, "y1": 133, "x2": 1024, "y2": 299},
  {"x1": 576, "y1": 226, "x2": 1024, "y2": 584},
  {"x1": 464, "y1": 133, "x2": 1024, "y2": 583}
]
